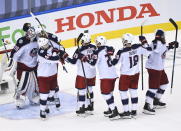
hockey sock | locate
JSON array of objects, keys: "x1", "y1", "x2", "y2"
[
  {"x1": 145, "y1": 89, "x2": 157, "y2": 107},
  {"x1": 102, "y1": 93, "x2": 115, "y2": 111},
  {"x1": 54, "y1": 87, "x2": 59, "y2": 98},
  {"x1": 120, "y1": 91, "x2": 129, "y2": 112},
  {"x1": 49, "y1": 90, "x2": 55, "y2": 98},
  {"x1": 155, "y1": 84, "x2": 167, "y2": 100},
  {"x1": 129, "y1": 89, "x2": 138, "y2": 111},
  {"x1": 40, "y1": 93, "x2": 49, "y2": 111},
  {"x1": 78, "y1": 89, "x2": 86, "y2": 108}
]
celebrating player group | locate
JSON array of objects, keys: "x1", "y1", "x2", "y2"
[{"x1": 5, "y1": 22, "x2": 179, "y2": 120}]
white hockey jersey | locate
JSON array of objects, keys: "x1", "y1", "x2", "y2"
[
  {"x1": 67, "y1": 44, "x2": 96, "y2": 78},
  {"x1": 112, "y1": 44, "x2": 152, "y2": 75},
  {"x1": 146, "y1": 40, "x2": 168, "y2": 70},
  {"x1": 37, "y1": 39, "x2": 65, "y2": 77},
  {"x1": 13, "y1": 41, "x2": 38, "y2": 68},
  {"x1": 89, "y1": 46, "x2": 118, "y2": 79}
]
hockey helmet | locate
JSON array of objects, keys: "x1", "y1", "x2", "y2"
[
  {"x1": 122, "y1": 33, "x2": 134, "y2": 47},
  {"x1": 95, "y1": 36, "x2": 107, "y2": 47},
  {"x1": 155, "y1": 29, "x2": 165, "y2": 38},
  {"x1": 38, "y1": 37, "x2": 49, "y2": 49},
  {"x1": 80, "y1": 33, "x2": 91, "y2": 45}
]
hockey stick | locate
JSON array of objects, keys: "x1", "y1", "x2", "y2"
[
  {"x1": 1, "y1": 39, "x2": 9, "y2": 61},
  {"x1": 30, "y1": 12, "x2": 68, "y2": 73},
  {"x1": 169, "y1": 18, "x2": 178, "y2": 94},
  {"x1": 140, "y1": 20, "x2": 147, "y2": 90},
  {"x1": 76, "y1": 33, "x2": 92, "y2": 103}
]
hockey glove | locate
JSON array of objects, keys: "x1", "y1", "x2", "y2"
[
  {"x1": 78, "y1": 53, "x2": 88, "y2": 62},
  {"x1": 168, "y1": 41, "x2": 179, "y2": 49},
  {"x1": 106, "y1": 46, "x2": 114, "y2": 56},
  {"x1": 139, "y1": 36, "x2": 148, "y2": 45},
  {"x1": 59, "y1": 52, "x2": 69, "y2": 64}
]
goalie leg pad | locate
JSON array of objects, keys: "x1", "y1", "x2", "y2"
[{"x1": 16, "y1": 71, "x2": 39, "y2": 104}]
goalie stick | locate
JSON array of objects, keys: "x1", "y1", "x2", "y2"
[
  {"x1": 169, "y1": 18, "x2": 178, "y2": 94},
  {"x1": 30, "y1": 12, "x2": 68, "y2": 73},
  {"x1": 1, "y1": 39, "x2": 9, "y2": 61}
]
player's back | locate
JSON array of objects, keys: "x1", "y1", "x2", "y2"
[
  {"x1": 96, "y1": 46, "x2": 118, "y2": 79},
  {"x1": 146, "y1": 41, "x2": 167, "y2": 70},
  {"x1": 120, "y1": 44, "x2": 146, "y2": 75}
]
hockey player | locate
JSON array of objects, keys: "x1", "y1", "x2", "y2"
[
  {"x1": 87, "y1": 36, "x2": 119, "y2": 120},
  {"x1": 8, "y1": 23, "x2": 39, "y2": 108},
  {"x1": 37, "y1": 30, "x2": 63, "y2": 106},
  {"x1": 66, "y1": 32, "x2": 96, "y2": 116},
  {"x1": 142, "y1": 29, "x2": 179, "y2": 115},
  {"x1": 37, "y1": 37, "x2": 68, "y2": 119},
  {"x1": 111, "y1": 33, "x2": 152, "y2": 118}
]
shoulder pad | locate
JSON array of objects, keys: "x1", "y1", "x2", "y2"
[
  {"x1": 47, "y1": 33, "x2": 58, "y2": 43},
  {"x1": 96, "y1": 46, "x2": 105, "y2": 54},
  {"x1": 131, "y1": 44, "x2": 141, "y2": 49},
  {"x1": 122, "y1": 47, "x2": 131, "y2": 52},
  {"x1": 16, "y1": 36, "x2": 30, "y2": 46},
  {"x1": 89, "y1": 44, "x2": 96, "y2": 49}
]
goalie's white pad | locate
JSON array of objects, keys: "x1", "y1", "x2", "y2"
[
  {"x1": 16, "y1": 71, "x2": 39, "y2": 102},
  {"x1": 15, "y1": 98, "x2": 25, "y2": 109},
  {"x1": 0, "y1": 54, "x2": 8, "y2": 82},
  {"x1": 30, "y1": 95, "x2": 40, "y2": 105}
]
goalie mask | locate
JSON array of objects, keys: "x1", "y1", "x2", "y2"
[
  {"x1": 23, "y1": 23, "x2": 36, "y2": 39},
  {"x1": 26, "y1": 27, "x2": 36, "y2": 39},
  {"x1": 38, "y1": 37, "x2": 49, "y2": 49},
  {"x1": 80, "y1": 33, "x2": 91, "y2": 46},
  {"x1": 95, "y1": 36, "x2": 107, "y2": 47},
  {"x1": 122, "y1": 33, "x2": 134, "y2": 47}
]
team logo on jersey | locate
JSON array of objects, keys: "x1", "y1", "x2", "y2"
[
  {"x1": 19, "y1": 39, "x2": 23, "y2": 44},
  {"x1": 30, "y1": 48, "x2": 38, "y2": 57}
]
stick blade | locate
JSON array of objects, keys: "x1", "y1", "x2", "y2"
[
  {"x1": 77, "y1": 33, "x2": 84, "y2": 44},
  {"x1": 169, "y1": 18, "x2": 178, "y2": 29}
]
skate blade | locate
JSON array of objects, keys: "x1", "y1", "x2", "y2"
[
  {"x1": 154, "y1": 105, "x2": 166, "y2": 109},
  {"x1": 109, "y1": 116, "x2": 120, "y2": 121},
  {"x1": 120, "y1": 116, "x2": 132, "y2": 119},
  {"x1": 104, "y1": 114, "x2": 111, "y2": 117},
  {"x1": 142, "y1": 110, "x2": 155, "y2": 115},
  {"x1": 131, "y1": 115, "x2": 137, "y2": 119},
  {"x1": 40, "y1": 117, "x2": 47, "y2": 121},
  {"x1": 85, "y1": 111, "x2": 94, "y2": 115},
  {"x1": 76, "y1": 113, "x2": 87, "y2": 118}
]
